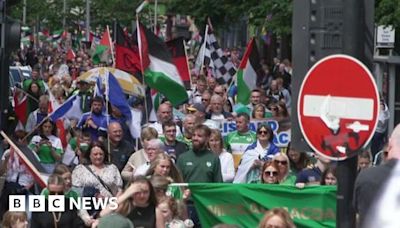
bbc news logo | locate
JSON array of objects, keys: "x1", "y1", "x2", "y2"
[{"x1": 9, "y1": 195, "x2": 118, "y2": 212}]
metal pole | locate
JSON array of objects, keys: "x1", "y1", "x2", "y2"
[
  {"x1": 62, "y1": 0, "x2": 66, "y2": 29},
  {"x1": 22, "y1": 0, "x2": 26, "y2": 25},
  {"x1": 85, "y1": 0, "x2": 90, "y2": 41},
  {"x1": 154, "y1": 0, "x2": 157, "y2": 34}
]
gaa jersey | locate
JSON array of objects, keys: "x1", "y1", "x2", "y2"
[{"x1": 225, "y1": 130, "x2": 256, "y2": 169}]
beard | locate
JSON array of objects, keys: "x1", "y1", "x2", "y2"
[{"x1": 192, "y1": 140, "x2": 206, "y2": 152}]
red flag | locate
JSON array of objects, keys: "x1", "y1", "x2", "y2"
[
  {"x1": 47, "y1": 89, "x2": 67, "y2": 148},
  {"x1": 115, "y1": 23, "x2": 143, "y2": 82},
  {"x1": 100, "y1": 29, "x2": 112, "y2": 47},
  {"x1": 166, "y1": 37, "x2": 191, "y2": 89},
  {"x1": 66, "y1": 48, "x2": 76, "y2": 61},
  {"x1": 14, "y1": 92, "x2": 27, "y2": 125}
]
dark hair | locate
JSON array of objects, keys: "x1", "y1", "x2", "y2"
[
  {"x1": 277, "y1": 101, "x2": 289, "y2": 118},
  {"x1": 91, "y1": 96, "x2": 104, "y2": 106},
  {"x1": 195, "y1": 124, "x2": 211, "y2": 138},
  {"x1": 86, "y1": 141, "x2": 109, "y2": 164},
  {"x1": 39, "y1": 119, "x2": 57, "y2": 136},
  {"x1": 162, "y1": 120, "x2": 176, "y2": 131},
  {"x1": 320, "y1": 166, "x2": 337, "y2": 185},
  {"x1": 256, "y1": 123, "x2": 274, "y2": 143},
  {"x1": 236, "y1": 112, "x2": 250, "y2": 122},
  {"x1": 131, "y1": 176, "x2": 158, "y2": 206}
]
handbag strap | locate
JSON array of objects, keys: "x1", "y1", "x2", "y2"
[{"x1": 83, "y1": 165, "x2": 113, "y2": 196}]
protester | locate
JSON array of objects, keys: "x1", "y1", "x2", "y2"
[
  {"x1": 287, "y1": 146, "x2": 310, "y2": 174},
  {"x1": 2, "y1": 211, "x2": 28, "y2": 228},
  {"x1": 273, "y1": 153, "x2": 296, "y2": 185},
  {"x1": 31, "y1": 174, "x2": 84, "y2": 227},
  {"x1": 26, "y1": 81, "x2": 43, "y2": 115},
  {"x1": 295, "y1": 154, "x2": 330, "y2": 187},
  {"x1": 260, "y1": 161, "x2": 280, "y2": 184},
  {"x1": 163, "y1": 121, "x2": 188, "y2": 160},
  {"x1": 77, "y1": 96, "x2": 107, "y2": 141},
  {"x1": 206, "y1": 94, "x2": 233, "y2": 121},
  {"x1": 320, "y1": 166, "x2": 337, "y2": 186},
  {"x1": 234, "y1": 123, "x2": 280, "y2": 183},
  {"x1": 146, "y1": 153, "x2": 184, "y2": 183},
  {"x1": 247, "y1": 89, "x2": 263, "y2": 113},
  {"x1": 225, "y1": 112, "x2": 256, "y2": 170},
  {"x1": 176, "y1": 125, "x2": 222, "y2": 183},
  {"x1": 187, "y1": 103, "x2": 219, "y2": 130},
  {"x1": 258, "y1": 208, "x2": 295, "y2": 228},
  {"x1": 252, "y1": 104, "x2": 268, "y2": 120},
  {"x1": 0, "y1": 131, "x2": 34, "y2": 218},
  {"x1": 209, "y1": 129, "x2": 235, "y2": 182},
  {"x1": 25, "y1": 95, "x2": 49, "y2": 133},
  {"x1": 358, "y1": 151, "x2": 372, "y2": 172},
  {"x1": 72, "y1": 141, "x2": 122, "y2": 197},
  {"x1": 41, "y1": 164, "x2": 79, "y2": 199},
  {"x1": 181, "y1": 114, "x2": 196, "y2": 148},
  {"x1": 28, "y1": 119, "x2": 63, "y2": 173},
  {"x1": 121, "y1": 127, "x2": 158, "y2": 182},
  {"x1": 134, "y1": 139, "x2": 165, "y2": 176},
  {"x1": 189, "y1": 76, "x2": 207, "y2": 104},
  {"x1": 103, "y1": 122, "x2": 134, "y2": 172},
  {"x1": 149, "y1": 103, "x2": 182, "y2": 139},
  {"x1": 100, "y1": 176, "x2": 164, "y2": 228}
]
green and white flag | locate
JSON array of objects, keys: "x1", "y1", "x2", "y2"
[
  {"x1": 173, "y1": 183, "x2": 337, "y2": 228},
  {"x1": 237, "y1": 38, "x2": 262, "y2": 105},
  {"x1": 137, "y1": 21, "x2": 188, "y2": 107}
]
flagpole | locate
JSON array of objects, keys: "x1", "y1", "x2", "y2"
[
  {"x1": 199, "y1": 25, "x2": 209, "y2": 77},
  {"x1": 107, "y1": 25, "x2": 116, "y2": 67},
  {"x1": 136, "y1": 16, "x2": 149, "y2": 124},
  {"x1": 182, "y1": 39, "x2": 192, "y2": 89},
  {"x1": 14, "y1": 87, "x2": 39, "y2": 103},
  {"x1": 104, "y1": 69, "x2": 111, "y2": 162}
]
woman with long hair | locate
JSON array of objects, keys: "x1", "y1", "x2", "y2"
[
  {"x1": 234, "y1": 123, "x2": 280, "y2": 183},
  {"x1": 145, "y1": 153, "x2": 183, "y2": 183},
  {"x1": 320, "y1": 166, "x2": 337, "y2": 186},
  {"x1": 209, "y1": 129, "x2": 235, "y2": 182},
  {"x1": 29, "y1": 119, "x2": 63, "y2": 173},
  {"x1": 273, "y1": 153, "x2": 296, "y2": 185},
  {"x1": 100, "y1": 176, "x2": 164, "y2": 228}
]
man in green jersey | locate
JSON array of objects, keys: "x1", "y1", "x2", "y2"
[
  {"x1": 225, "y1": 112, "x2": 257, "y2": 169},
  {"x1": 177, "y1": 125, "x2": 222, "y2": 183}
]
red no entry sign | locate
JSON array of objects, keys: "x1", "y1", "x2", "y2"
[{"x1": 298, "y1": 54, "x2": 379, "y2": 161}]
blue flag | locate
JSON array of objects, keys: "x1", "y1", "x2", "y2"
[
  {"x1": 106, "y1": 72, "x2": 132, "y2": 121},
  {"x1": 49, "y1": 95, "x2": 78, "y2": 122}
]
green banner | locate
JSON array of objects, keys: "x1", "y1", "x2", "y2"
[{"x1": 188, "y1": 184, "x2": 336, "y2": 228}]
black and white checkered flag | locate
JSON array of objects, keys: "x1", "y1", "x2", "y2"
[{"x1": 195, "y1": 25, "x2": 236, "y2": 85}]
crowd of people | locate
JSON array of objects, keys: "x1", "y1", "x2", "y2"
[{"x1": 0, "y1": 37, "x2": 390, "y2": 228}]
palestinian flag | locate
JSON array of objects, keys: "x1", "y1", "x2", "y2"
[
  {"x1": 237, "y1": 38, "x2": 262, "y2": 105},
  {"x1": 166, "y1": 37, "x2": 191, "y2": 89},
  {"x1": 115, "y1": 23, "x2": 142, "y2": 82},
  {"x1": 137, "y1": 21, "x2": 188, "y2": 107},
  {"x1": 66, "y1": 48, "x2": 76, "y2": 61},
  {"x1": 92, "y1": 27, "x2": 113, "y2": 65}
]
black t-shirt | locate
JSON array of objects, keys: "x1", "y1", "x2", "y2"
[
  {"x1": 164, "y1": 140, "x2": 189, "y2": 160},
  {"x1": 31, "y1": 199, "x2": 84, "y2": 228},
  {"x1": 106, "y1": 140, "x2": 134, "y2": 172},
  {"x1": 127, "y1": 203, "x2": 156, "y2": 228}
]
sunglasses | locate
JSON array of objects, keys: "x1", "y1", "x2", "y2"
[
  {"x1": 275, "y1": 160, "x2": 288, "y2": 165},
  {"x1": 258, "y1": 130, "x2": 269, "y2": 135},
  {"x1": 264, "y1": 171, "x2": 278, "y2": 177}
]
